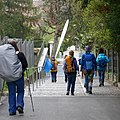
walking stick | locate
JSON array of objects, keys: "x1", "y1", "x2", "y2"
[
  {"x1": 26, "y1": 69, "x2": 34, "y2": 112},
  {"x1": 0, "y1": 80, "x2": 5, "y2": 105}
]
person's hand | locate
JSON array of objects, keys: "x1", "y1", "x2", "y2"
[{"x1": 94, "y1": 71, "x2": 97, "y2": 76}]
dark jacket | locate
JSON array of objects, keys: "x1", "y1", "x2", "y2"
[{"x1": 17, "y1": 51, "x2": 28, "y2": 75}]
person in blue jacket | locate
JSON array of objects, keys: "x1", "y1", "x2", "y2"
[
  {"x1": 96, "y1": 48, "x2": 110, "y2": 87},
  {"x1": 81, "y1": 46, "x2": 97, "y2": 94}
]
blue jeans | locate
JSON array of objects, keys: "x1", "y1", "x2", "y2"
[
  {"x1": 7, "y1": 76, "x2": 24, "y2": 113},
  {"x1": 98, "y1": 70, "x2": 105, "y2": 85},
  {"x1": 67, "y1": 73, "x2": 76, "y2": 93},
  {"x1": 51, "y1": 72, "x2": 57, "y2": 82},
  {"x1": 84, "y1": 71, "x2": 94, "y2": 92}
]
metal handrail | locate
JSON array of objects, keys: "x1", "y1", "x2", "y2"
[{"x1": 25, "y1": 66, "x2": 48, "y2": 92}]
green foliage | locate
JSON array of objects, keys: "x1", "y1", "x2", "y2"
[
  {"x1": 105, "y1": 2, "x2": 120, "y2": 51},
  {"x1": 0, "y1": 0, "x2": 43, "y2": 41},
  {"x1": 0, "y1": 0, "x2": 119, "y2": 52},
  {"x1": 61, "y1": 0, "x2": 120, "y2": 51},
  {"x1": 75, "y1": 0, "x2": 120, "y2": 51}
]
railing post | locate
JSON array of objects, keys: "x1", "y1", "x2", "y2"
[
  {"x1": 32, "y1": 68, "x2": 35, "y2": 91},
  {"x1": 117, "y1": 52, "x2": 120, "y2": 83},
  {"x1": 111, "y1": 49, "x2": 114, "y2": 82}
]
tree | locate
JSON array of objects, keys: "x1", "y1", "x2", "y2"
[
  {"x1": 42, "y1": 0, "x2": 72, "y2": 55},
  {"x1": 0, "y1": 0, "x2": 43, "y2": 41},
  {"x1": 81, "y1": 0, "x2": 120, "y2": 51}
]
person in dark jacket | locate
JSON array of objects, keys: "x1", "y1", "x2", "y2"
[
  {"x1": 7, "y1": 40, "x2": 28, "y2": 116},
  {"x1": 64, "y1": 50, "x2": 79, "y2": 96}
]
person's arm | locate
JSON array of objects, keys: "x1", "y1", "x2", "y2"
[
  {"x1": 74, "y1": 58, "x2": 79, "y2": 71},
  {"x1": 81, "y1": 54, "x2": 85, "y2": 69},
  {"x1": 92, "y1": 54, "x2": 97, "y2": 71},
  {"x1": 96, "y1": 56, "x2": 99, "y2": 63},
  {"x1": 18, "y1": 52, "x2": 28, "y2": 72},
  {"x1": 62, "y1": 60, "x2": 65, "y2": 69},
  {"x1": 105, "y1": 56, "x2": 110, "y2": 63}
]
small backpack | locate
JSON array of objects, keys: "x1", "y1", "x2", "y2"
[
  {"x1": 84, "y1": 54, "x2": 93, "y2": 71},
  {"x1": 97, "y1": 56, "x2": 107, "y2": 68},
  {"x1": 51, "y1": 61, "x2": 57, "y2": 70}
]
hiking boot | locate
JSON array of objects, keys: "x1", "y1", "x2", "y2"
[
  {"x1": 17, "y1": 106, "x2": 24, "y2": 114},
  {"x1": 9, "y1": 112, "x2": 16, "y2": 116},
  {"x1": 71, "y1": 92, "x2": 74, "y2": 96},
  {"x1": 89, "y1": 91, "x2": 92, "y2": 94},
  {"x1": 101, "y1": 83, "x2": 104, "y2": 86},
  {"x1": 86, "y1": 90, "x2": 89, "y2": 93},
  {"x1": 55, "y1": 79, "x2": 57, "y2": 82},
  {"x1": 66, "y1": 92, "x2": 69, "y2": 95}
]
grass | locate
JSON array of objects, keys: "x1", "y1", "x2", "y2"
[{"x1": 0, "y1": 67, "x2": 35, "y2": 94}]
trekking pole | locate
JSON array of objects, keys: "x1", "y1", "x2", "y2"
[
  {"x1": 26, "y1": 68, "x2": 34, "y2": 112},
  {"x1": 0, "y1": 80, "x2": 5, "y2": 105}
]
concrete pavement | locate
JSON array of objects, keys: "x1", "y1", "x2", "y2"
[{"x1": 0, "y1": 65, "x2": 120, "y2": 120}]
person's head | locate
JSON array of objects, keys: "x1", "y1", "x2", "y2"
[
  {"x1": 64, "y1": 55, "x2": 67, "y2": 59},
  {"x1": 98, "y1": 48, "x2": 104, "y2": 54},
  {"x1": 51, "y1": 56, "x2": 55, "y2": 61},
  {"x1": 69, "y1": 50, "x2": 74, "y2": 57},
  {"x1": 8, "y1": 40, "x2": 19, "y2": 51},
  {"x1": 85, "y1": 45, "x2": 91, "y2": 52}
]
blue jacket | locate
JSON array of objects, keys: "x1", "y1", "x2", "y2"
[
  {"x1": 96, "y1": 53, "x2": 110, "y2": 70},
  {"x1": 81, "y1": 52, "x2": 97, "y2": 71}
]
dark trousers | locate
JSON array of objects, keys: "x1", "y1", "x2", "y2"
[
  {"x1": 84, "y1": 71, "x2": 94, "y2": 92},
  {"x1": 98, "y1": 70, "x2": 105, "y2": 85},
  {"x1": 51, "y1": 72, "x2": 57, "y2": 82},
  {"x1": 67, "y1": 73, "x2": 76, "y2": 93}
]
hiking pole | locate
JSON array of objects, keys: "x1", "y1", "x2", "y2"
[
  {"x1": 0, "y1": 80, "x2": 5, "y2": 105},
  {"x1": 26, "y1": 68, "x2": 34, "y2": 112}
]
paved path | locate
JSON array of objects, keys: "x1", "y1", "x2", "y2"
[
  {"x1": 1, "y1": 65, "x2": 120, "y2": 120},
  {"x1": 24, "y1": 65, "x2": 120, "y2": 97},
  {"x1": 24, "y1": 75, "x2": 120, "y2": 97}
]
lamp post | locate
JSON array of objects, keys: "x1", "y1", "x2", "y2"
[{"x1": 48, "y1": 41, "x2": 54, "y2": 58}]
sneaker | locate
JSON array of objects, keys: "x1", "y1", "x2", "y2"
[
  {"x1": 86, "y1": 90, "x2": 89, "y2": 93},
  {"x1": 17, "y1": 106, "x2": 24, "y2": 114},
  {"x1": 71, "y1": 92, "x2": 74, "y2": 96},
  {"x1": 9, "y1": 112, "x2": 16, "y2": 116},
  {"x1": 66, "y1": 92, "x2": 69, "y2": 95},
  {"x1": 89, "y1": 91, "x2": 92, "y2": 94},
  {"x1": 101, "y1": 83, "x2": 104, "y2": 86}
]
